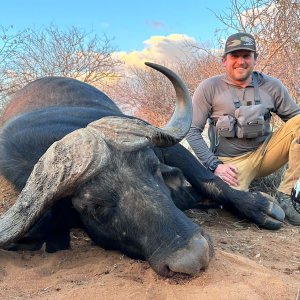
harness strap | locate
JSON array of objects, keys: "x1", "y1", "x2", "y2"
[
  {"x1": 207, "y1": 72, "x2": 272, "y2": 151},
  {"x1": 228, "y1": 86, "x2": 242, "y2": 108},
  {"x1": 228, "y1": 72, "x2": 261, "y2": 107},
  {"x1": 252, "y1": 72, "x2": 261, "y2": 105}
]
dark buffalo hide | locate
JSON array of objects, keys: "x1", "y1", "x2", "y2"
[{"x1": 0, "y1": 63, "x2": 284, "y2": 277}]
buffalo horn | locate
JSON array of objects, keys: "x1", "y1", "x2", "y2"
[
  {"x1": 0, "y1": 129, "x2": 110, "y2": 247},
  {"x1": 144, "y1": 62, "x2": 192, "y2": 146},
  {"x1": 89, "y1": 63, "x2": 193, "y2": 148}
]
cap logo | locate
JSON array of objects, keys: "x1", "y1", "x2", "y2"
[
  {"x1": 227, "y1": 39, "x2": 241, "y2": 48},
  {"x1": 241, "y1": 36, "x2": 254, "y2": 46}
]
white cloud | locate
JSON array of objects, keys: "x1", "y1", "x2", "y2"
[{"x1": 114, "y1": 34, "x2": 198, "y2": 68}]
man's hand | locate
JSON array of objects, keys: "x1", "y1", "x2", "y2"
[{"x1": 214, "y1": 164, "x2": 239, "y2": 187}]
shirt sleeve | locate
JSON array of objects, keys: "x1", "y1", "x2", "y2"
[
  {"x1": 186, "y1": 79, "x2": 220, "y2": 168},
  {"x1": 269, "y1": 77, "x2": 300, "y2": 121}
]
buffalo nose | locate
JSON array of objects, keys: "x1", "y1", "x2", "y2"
[{"x1": 165, "y1": 233, "x2": 211, "y2": 276}]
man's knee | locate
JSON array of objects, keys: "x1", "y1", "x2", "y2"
[
  {"x1": 286, "y1": 114, "x2": 300, "y2": 128},
  {"x1": 280, "y1": 114, "x2": 300, "y2": 140}
]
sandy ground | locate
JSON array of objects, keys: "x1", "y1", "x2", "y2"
[{"x1": 0, "y1": 177, "x2": 299, "y2": 300}]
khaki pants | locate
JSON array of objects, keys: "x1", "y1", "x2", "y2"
[{"x1": 220, "y1": 114, "x2": 300, "y2": 194}]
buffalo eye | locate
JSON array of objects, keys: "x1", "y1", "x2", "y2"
[
  {"x1": 73, "y1": 182, "x2": 118, "y2": 223},
  {"x1": 87, "y1": 189, "x2": 118, "y2": 222},
  {"x1": 93, "y1": 203, "x2": 116, "y2": 223}
]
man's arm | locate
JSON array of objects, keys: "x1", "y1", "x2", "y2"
[
  {"x1": 186, "y1": 80, "x2": 220, "y2": 168},
  {"x1": 186, "y1": 79, "x2": 238, "y2": 186},
  {"x1": 186, "y1": 125, "x2": 216, "y2": 167},
  {"x1": 267, "y1": 76, "x2": 300, "y2": 119}
]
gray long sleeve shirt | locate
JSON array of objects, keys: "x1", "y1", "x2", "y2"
[{"x1": 186, "y1": 72, "x2": 300, "y2": 169}]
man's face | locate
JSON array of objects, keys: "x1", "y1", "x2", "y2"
[{"x1": 222, "y1": 50, "x2": 257, "y2": 85}]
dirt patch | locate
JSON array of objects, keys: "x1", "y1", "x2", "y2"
[{"x1": 0, "y1": 176, "x2": 299, "y2": 300}]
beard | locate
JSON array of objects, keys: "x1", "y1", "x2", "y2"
[{"x1": 232, "y1": 68, "x2": 252, "y2": 83}]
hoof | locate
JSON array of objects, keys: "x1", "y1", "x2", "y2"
[{"x1": 262, "y1": 202, "x2": 285, "y2": 230}]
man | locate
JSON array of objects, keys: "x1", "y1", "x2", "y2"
[{"x1": 186, "y1": 32, "x2": 300, "y2": 225}]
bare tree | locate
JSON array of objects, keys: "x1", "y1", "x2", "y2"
[
  {"x1": 212, "y1": 0, "x2": 300, "y2": 101},
  {"x1": 1, "y1": 25, "x2": 123, "y2": 108},
  {"x1": 182, "y1": 47, "x2": 223, "y2": 85},
  {"x1": 111, "y1": 65, "x2": 177, "y2": 127},
  {"x1": 0, "y1": 26, "x2": 24, "y2": 102},
  {"x1": 115, "y1": 0, "x2": 300, "y2": 129}
]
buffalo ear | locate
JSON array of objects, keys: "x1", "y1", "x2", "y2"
[
  {"x1": 0, "y1": 128, "x2": 110, "y2": 248},
  {"x1": 160, "y1": 164, "x2": 185, "y2": 188}
]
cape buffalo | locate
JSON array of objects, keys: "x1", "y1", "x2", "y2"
[{"x1": 0, "y1": 63, "x2": 284, "y2": 277}]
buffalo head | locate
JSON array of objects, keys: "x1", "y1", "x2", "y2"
[{"x1": 0, "y1": 63, "x2": 213, "y2": 277}]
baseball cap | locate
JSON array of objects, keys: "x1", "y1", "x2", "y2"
[{"x1": 224, "y1": 32, "x2": 256, "y2": 55}]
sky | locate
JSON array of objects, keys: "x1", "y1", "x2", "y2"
[{"x1": 1, "y1": 0, "x2": 235, "y2": 66}]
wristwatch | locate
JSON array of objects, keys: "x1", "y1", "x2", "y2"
[{"x1": 208, "y1": 160, "x2": 223, "y2": 173}]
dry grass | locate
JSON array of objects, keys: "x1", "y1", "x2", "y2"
[{"x1": 249, "y1": 165, "x2": 287, "y2": 196}]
